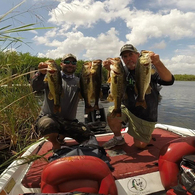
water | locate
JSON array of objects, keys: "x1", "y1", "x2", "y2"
[
  {"x1": 77, "y1": 81, "x2": 195, "y2": 130},
  {"x1": 158, "y1": 81, "x2": 195, "y2": 130}
]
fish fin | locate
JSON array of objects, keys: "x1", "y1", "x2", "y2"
[
  {"x1": 48, "y1": 92, "x2": 53, "y2": 100},
  {"x1": 145, "y1": 85, "x2": 152, "y2": 95},
  {"x1": 107, "y1": 77, "x2": 111, "y2": 84},
  {"x1": 107, "y1": 94, "x2": 114, "y2": 102},
  {"x1": 44, "y1": 77, "x2": 48, "y2": 82},
  {"x1": 151, "y1": 67, "x2": 156, "y2": 75},
  {"x1": 135, "y1": 100, "x2": 147, "y2": 109}
]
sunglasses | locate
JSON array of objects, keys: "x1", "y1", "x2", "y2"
[{"x1": 62, "y1": 60, "x2": 77, "y2": 65}]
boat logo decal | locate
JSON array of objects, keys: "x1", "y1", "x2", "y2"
[{"x1": 127, "y1": 177, "x2": 147, "y2": 193}]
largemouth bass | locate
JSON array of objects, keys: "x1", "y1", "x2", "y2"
[
  {"x1": 135, "y1": 50, "x2": 155, "y2": 109},
  {"x1": 44, "y1": 60, "x2": 62, "y2": 113},
  {"x1": 80, "y1": 59, "x2": 102, "y2": 114},
  {"x1": 105, "y1": 57, "x2": 126, "y2": 117}
]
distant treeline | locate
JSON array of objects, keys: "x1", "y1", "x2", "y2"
[
  {"x1": 0, "y1": 50, "x2": 109, "y2": 84},
  {"x1": 174, "y1": 74, "x2": 195, "y2": 81},
  {"x1": 1, "y1": 50, "x2": 195, "y2": 83}
]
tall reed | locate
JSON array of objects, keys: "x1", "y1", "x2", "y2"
[{"x1": 0, "y1": 0, "x2": 54, "y2": 173}]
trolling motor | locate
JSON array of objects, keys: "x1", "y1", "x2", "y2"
[{"x1": 84, "y1": 103, "x2": 107, "y2": 133}]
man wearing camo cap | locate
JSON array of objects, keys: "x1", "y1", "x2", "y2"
[{"x1": 31, "y1": 53, "x2": 94, "y2": 152}]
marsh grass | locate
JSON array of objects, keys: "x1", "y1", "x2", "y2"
[
  {"x1": 0, "y1": 68, "x2": 42, "y2": 172},
  {"x1": 0, "y1": 0, "x2": 55, "y2": 174}
]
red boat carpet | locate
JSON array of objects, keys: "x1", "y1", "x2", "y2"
[{"x1": 22, "y1": 128, "x2": 181, "y2": 188}]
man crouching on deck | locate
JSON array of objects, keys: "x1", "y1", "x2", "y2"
[
  {"x1": 31, "y1": 53, "x2": 94, "y2": 152},
  {"x1": 102, "y1": 44, "x2": 174, "y2": 150}
]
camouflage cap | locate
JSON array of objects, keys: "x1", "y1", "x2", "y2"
[
  {"x1": 62, "y1": 53, "x2": 77, "y2": 61},
  {"x1": 120, "y1": 44, "x2": 138, "y2": 56}
]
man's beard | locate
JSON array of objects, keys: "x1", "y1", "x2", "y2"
[
  {"x1": 126, "y1": 62, "x2": 136, "y2": 70},
  {"x1": 62, "y1": 66, "x2": 76, "y2": 74}
]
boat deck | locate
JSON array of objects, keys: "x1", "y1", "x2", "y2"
[{"x1": 22, "y1": 127, "x2": 181, "y2": 189}]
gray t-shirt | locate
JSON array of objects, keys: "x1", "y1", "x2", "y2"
[{"x1": 31, "y1": 71, "x2": 80, "y2": 120}]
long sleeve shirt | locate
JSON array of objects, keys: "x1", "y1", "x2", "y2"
[{"x1": 31, "y1": 71, "x2": 80, "y2": 120}]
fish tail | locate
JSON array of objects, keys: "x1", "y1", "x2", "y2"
[
  {"x1": 135, "y1": 100, "x2": 147, "y2": 109},
  {"x1": 111, "y1": 108, "x2": 121, "y2": 117}
]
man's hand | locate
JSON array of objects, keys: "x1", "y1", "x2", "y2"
[
  {"x1": 38, "y1": 62, "x2": 48, "y2": 74},
  {"x1": 149, "y1": 52, "x2": 161, "y2": 66},
  {"x1": 102, "y1": 59, "x2": 112, "y2": 71},
  {"x1": 149, "y1": 52, "x2": 173, "y2": 82}
]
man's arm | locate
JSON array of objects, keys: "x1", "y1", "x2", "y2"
[
  {"x1": 149, "y1": 52, "x2": 173, "y2": 82},
  {"x1": 31, "y1": 62, "x2": 48, "y2": 92}
]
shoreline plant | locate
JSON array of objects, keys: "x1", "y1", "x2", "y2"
[{"x1": 0, "y1": 0, "x2": 54, "y2": 174}]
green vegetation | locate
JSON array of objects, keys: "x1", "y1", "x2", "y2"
[
  {"x1": 174, "y1": 74, "x2": 195, "y2": 81},
  {"x1": 0, "y1": 49, "x2": 109, "y2": 174},
  {"x1": 0, "y1": 0, "x2": 55, "y2": 174}
]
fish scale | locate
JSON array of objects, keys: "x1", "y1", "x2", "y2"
[
  {"x1": 106, "y1": 57, "x2": 126, "y2": 117},
  {"x1": 135, "y1": 50, "x2": 154, "y2": 109},
  {"x1": 44, "y1": 60, "x2": 62, "y2": 113},
  {"x1": 80, "y1": 59, "x2": 102, "y2": 114}
]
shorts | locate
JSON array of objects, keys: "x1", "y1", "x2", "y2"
[
  {"x1": 108, "y1": 105, "x2": 156, "y2": 143},
  {"x1": 35, "y1": 115, "x2": 93, "y2": 144}
]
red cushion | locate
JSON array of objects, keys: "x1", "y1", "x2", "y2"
[
  {"x1": 41, "y1": 155, "x2": 117, "y2": 195},
  {"x1": 158, "y1": 136, "x2": 195, "y2": 190}
]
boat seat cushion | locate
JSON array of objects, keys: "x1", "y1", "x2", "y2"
[
  {"x1": 158, "y1": 136, "x2": 195, "y2": 191},
  {"x1": 41, "y1": 155, "x2": 118, "y2": 195}
]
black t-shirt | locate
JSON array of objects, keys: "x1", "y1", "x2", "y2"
[{"x1": 122, "y1": 69, "x2": 174, "y2": 122}]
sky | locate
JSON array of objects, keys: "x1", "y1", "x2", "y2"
[{"x1": 1, "y1": 0, "x2": 195, "y2": 75}]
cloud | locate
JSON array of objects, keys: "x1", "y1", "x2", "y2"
[
  {"x1": 44, "y1": 0, "x2": 195, "y2": 48},
  {"x1": 48, "y1": 0, "x2": 105, "y2": 28},
  {"x1": 28, "y1": 0, "x2": 195, "y2": 75},
  {"x1": 163, "y1": 54, "x2": 195, "y2": 74},
  {"x1": 36, "y1": 28, "x2": 124, "y2": 60},
  {"x1": 152, "y1": 0, "x2": 195, "y2": 11},
  {"x1": 125, "y1": 9, "x2": 195, "y2": 45},
  {"x1": 151, "y1": 40, "x2": 166, "y2": 49},
  {"x1": 47, "y1": 0, "x2": 133, "y2": 29}
]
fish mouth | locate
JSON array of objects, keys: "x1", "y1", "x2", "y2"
[
  {"x1": 111, "y1": 69, "x2": 120, "y2": 75},
  {"x1": 47, "y1": 68, "x2": 57, "y2": 74},
  {"x1": 143, "y1": 63, "x2": 150, "y2": 66}
]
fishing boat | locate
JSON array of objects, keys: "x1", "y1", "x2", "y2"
[{"x1": 0, "y1": 120, "x2": 195, "y2": 195}]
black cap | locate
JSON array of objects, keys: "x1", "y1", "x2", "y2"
[{"x1": 120, "y1": 44, "x2": 138, "y2": 56}]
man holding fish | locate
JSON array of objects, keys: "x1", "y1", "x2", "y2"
[
  {"x1": 31, "y1": 54, "x2": 93, "y2": 152},
  {"x1": 102, "y1": 44, "x2": 174, "y2": 149}
]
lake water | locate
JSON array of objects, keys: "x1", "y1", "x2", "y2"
[
  {"x1": 158, "y1": 81, "x2": 195, "y2": 130},
  {"x1": 77, "y1": 81, "x2": 195, "y2": 130}
]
